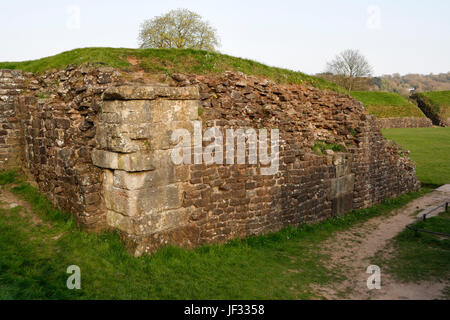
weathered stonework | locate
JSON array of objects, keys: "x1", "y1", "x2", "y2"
[
  {"x1": 0, "y1": 69, "x2": 26, "y2": 169},
  {"x1": 1, "y1": 66, "x2": 421, "y2": 256},
  {"x1": 412, "y1": 93, "x2": 450, "y2": 127},
  {"x1": 376, "y1": 117, "x2": 433, "y2": 129},
  {"x1": 91, "y1": 85, "x2": 201, "y2": 254},
  {"x1": 13, "y1": 66, "x2": 125, "y2": 230}
]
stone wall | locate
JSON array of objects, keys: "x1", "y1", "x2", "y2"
[
  {"x1": 91, "y1": 85, "x2": 202, "y2": 254},
  {"x1": 376, "y1": 117, "x2": 433, "y2": 129},
  {"x1": 1, "y1": 66, "x2": 421, "y2": 256},
  {"x1": 14, "y1": 66, "x2": 124, "y2": 230},
  {"x1": 411, "y1": 93, "x2": 449, "y2": 127},
  {"x1": 0, "y1": 70, "x2": 26, "y2": 169},
  {"x1": 89, "y1": 72, "x2": 420, "y2": 255}
]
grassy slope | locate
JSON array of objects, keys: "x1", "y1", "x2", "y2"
[
  {"x1": 351, "y1": 91, "x2": 426, "y2": 118},
  {"x1": 0, "y1": 47, "x2": 342, "y2": 92},
  {"x1": 382, "y1": 127, "x2": 450, "y2": 185},
  {"x1": 0, "y1": 171, "x2": 430, "y2": 300},
  {"x1": 416, "y1": 91, "x2": 450, "y2": 118}
]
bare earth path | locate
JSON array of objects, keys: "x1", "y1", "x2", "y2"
[{"x1": 315, "y1": 185, "x2": 450, "y2": 300}]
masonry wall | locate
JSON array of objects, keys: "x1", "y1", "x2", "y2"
[
  {"x1": 412, "y1": 93, "x2": 450, "y2": 127},
  {"x1": 376, "y1": 117, "x2": 433, "y2": 129},
  {"x1": 90, "y1": 72, "x2": 420, "y2": 255},
  {"x1": 2, "y1": 66, "x2": 421, "y2": 256},
  {"x1": 0, "y1": 70, "x2": 25, "y2": 169},
  {"x1": 14, "y1": 66, "x2": 124, "y2": 230}
]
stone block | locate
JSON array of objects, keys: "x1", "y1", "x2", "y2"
[
  {"x1": 330, "y1": 174, "x2": 355, "y2": 199},
  {"x1": 92, "y1": 149, "x2": 155, "y2": 172},
  {"x1": 112, "y1": 165, "x2": 189, "y2": 191},
  {"x1": 150, "y1": 100, "x2": 199, "y2": 123},
  {"x1": 101, "y1": 100, "x2": 152, "y2": 115},
  {"x1": 103, "y1": 86, "x2": 200, "y2": 101},
  {"x1": 106, "y1": 210, "x2": 134, "y2": 234},
  {"x1": 149, "y1": 121, "x2": 194, "y2": 151},
  {"x1": 332, "y1": 193, "x2": 354, "y2": 216},
  {"x1": 104, "y1": 183, "x2": 183, "y2": 216}
]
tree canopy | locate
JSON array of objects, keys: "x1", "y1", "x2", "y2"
[{"x1": 138, "y1": 9, "x2": 220, "y2": 51}]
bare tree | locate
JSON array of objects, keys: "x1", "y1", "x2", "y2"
[
  {"x1": 325, "y1": 49, "x2": 373, "y2": 91},
  {"x1": 138, "y1": 9, "x2": 220, "y2": 51}
]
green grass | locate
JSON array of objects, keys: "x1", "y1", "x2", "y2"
[
  {"x1": 382, "y1": 127, "x2": 450, "y2": 186},
  {"x1": 312, "y1": 142, "x2": 346, "y2": 155},
  {"x1": 415, "y1": 91, "x2": 450, "y2": 118},
  {"x1": 0, "y1": 170, "x2": 431, "y2": 300},
  {"x1": 0, "y1": 47, "x2": 342, "y2": 92},
  {"x1": 373, "y1": 210, "x2": 450, "y2": 290},
  {"x1": 350, "y1": 91, "x2": 426, "y2": 118}
]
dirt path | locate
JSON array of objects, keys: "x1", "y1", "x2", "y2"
[
  {"x1": 0, "y1": 187, "x2": 52, "y2": 228},
  {"x1": 315, "y1": 186, "x2": 450, "y2": 300}
]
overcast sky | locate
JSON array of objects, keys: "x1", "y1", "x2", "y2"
[{"x1": 1, "y1": 0, "x2": 449, "y2": 76}]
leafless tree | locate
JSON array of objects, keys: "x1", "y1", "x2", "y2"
[
  {"x1": 138, "y1": 9, "x2": 220, "y2": 51},
  {"x1": 325, "y1": 49, "x2": 373, "y2": 91}
]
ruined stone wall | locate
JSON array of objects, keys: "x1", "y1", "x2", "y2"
[
  {"x1": 0, "y1": 70, "x2": 26, "y2": 169},
  {"x1": 14, "y1": 66, "x2": 124, "y2": 230},
  {"x1": 1, "y1": 66, "x2": 420, "y2": 256},
  {"x1": 89, "y1": 72, "x2": 420, "y2": 255},
  {"x1": 412, "y1": 93, "x2": 449, "y2": 127},
  {"x1": 376, "y1": 117, "x2": 433, "y2": 129}
]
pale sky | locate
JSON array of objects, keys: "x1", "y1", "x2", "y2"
[{"x1": 1, "y1": 0, "x2": 449, "y2": 76}]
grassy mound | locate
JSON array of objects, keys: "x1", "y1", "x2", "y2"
[
  {"x1": 350, "y1": 91, "x2": 426, "y2": 118},
  {"x1": 414, "y1": 91, "x2": 450, "y2": 119},
  {"x1": 0, "y1": 47, "x2": 342, "y2": 92}
]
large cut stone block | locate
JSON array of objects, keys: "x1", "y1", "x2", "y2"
[
  {"x1": 102, "y1": 100, "x2": 199, "y2": 123},
  {"x1": 104, "y1": 183, "x2": 183, "y2": 216},
  {"x1": 332, "y1": 193, "x2": 354, "y2": 216},
  {"x1": 103, "y1": 86, "x2": 200, "y2": 101},
  {"x1": 330, "y1": 174, "x2": 355, "y2": 199},
  {"x1": 92, "y1": 149, "x2": 155, "y2": 172},
  {"x1": 330, "y1": 174, "x2": 355, "y2": 215},
  {"x1": 106, "y1": 210, "x2": 134, "y2": 234},
  {"x1": 150, "y1": 100, "x2": 199, "y2": 123},
  {"x1": 112, "y1": 165, "x2": 190, "y2": 191},
  {"x1": 96, "y1": 123, "x2": 150, "y2": 153},
  {"x1": 101, "y1": 100, "x2": 152, "y2": 120},
  {"x1": 149, "y1": 121, "x2": 194, "y2": 151}
]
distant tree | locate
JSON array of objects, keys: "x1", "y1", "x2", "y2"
[
  {"x1": 138, "y1": 9, "x2": 220, "y2": 51},
  {"x1": 325, "y1": 49, "x2": 373, "y2": 91}
]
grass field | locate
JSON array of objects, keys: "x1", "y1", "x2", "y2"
[
  {"x1": 0, "y1": 171, "x2": 430, "y2": 300},
  {"x1": 415, "y1": 91, "x2": 450, "y2": 118},
  {"x1": 0, "y1": 47, "x2": 342, "y2": 92},
  {"x1": 382, "y1": 127, "x2": 450, "y2": 185},
  {"x1": 350, "y1": 91, "x2": 426, "y2": 118}
]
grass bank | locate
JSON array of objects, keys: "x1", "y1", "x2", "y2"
[
  {"x1": 0, "y1": 47, "x2": 342, "y2": 92},
  {"x1": 382, "y1": 127, "x2": 450, "y2": 186},
  {"x1": 414, "y1": 91, "x2": 450, "y2": 119},
  {"x1": 350, "y1": 91, "x2": 426, "y2": 118},
  {"x1": 0, "y1": 170, "x2": 431, "y2": 300}
]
